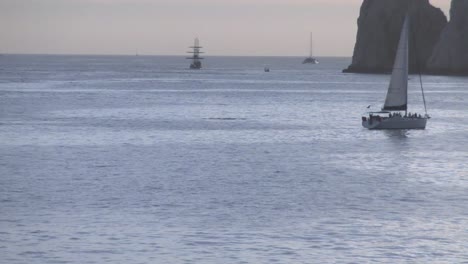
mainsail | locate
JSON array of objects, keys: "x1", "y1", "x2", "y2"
[{"x1": 383, "y1": 15, "x2": 409, "y2": 111}]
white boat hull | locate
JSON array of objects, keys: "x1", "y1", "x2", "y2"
[{"x1": 362, "y1": 117, "x2": 427, "y2": 130}]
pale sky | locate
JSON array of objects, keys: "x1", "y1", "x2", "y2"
[{"x1": 0, "y1": 0, "x2": 451, "y2": 56}]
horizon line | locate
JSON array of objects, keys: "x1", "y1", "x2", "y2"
[{"x1": 1, "y1": 53, "x2": 352, "y2": 58}]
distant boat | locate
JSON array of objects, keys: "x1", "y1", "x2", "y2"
[
  {"x1": 187, "y1": 38, "x2": 204, "y2": 69},
  {"x1": 264, "y1": 66, "x2": 270, "y2": 72},
  {"x1": 362, "y1": 15, "x2": 429, "y2": 130},
  {"x1": 302, "y1": 32, "x2": 319, "y2": 64}
]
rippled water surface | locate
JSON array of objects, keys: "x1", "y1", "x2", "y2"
[{"x1": 1, "y1": 55, "x2": 467, "y2": 263}]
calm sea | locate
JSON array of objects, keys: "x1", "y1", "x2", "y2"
[{"x1": 1, "y1": 55, "x2": 467, "y2": 263}]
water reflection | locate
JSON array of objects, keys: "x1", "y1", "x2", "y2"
[{"x1": 383, "y1": 129, "x2": 409, "y2": 139}]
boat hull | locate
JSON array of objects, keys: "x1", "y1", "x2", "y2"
[
  {"x1": 302, "y1": 57, "x2": 318, "y2": 64},
  {"x1": 189, "y1": 62, "x2": 202, "y2": 69},
  {"x1": 362, "y1": 117, "x2": 427, "y2": 130}
]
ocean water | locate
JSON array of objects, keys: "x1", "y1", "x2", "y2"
[{"x1": 0, "y1": 55, "x2": 467, "y2": 263}]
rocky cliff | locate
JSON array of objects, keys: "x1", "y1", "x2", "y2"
[
  {"x1": 427, "y1": 0, "x2": 468, "y2": 75},
  {"x1": 343, "y1": 0, "x2": 447, "y2": 74}
]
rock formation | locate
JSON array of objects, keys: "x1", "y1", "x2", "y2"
[
  {"x1": 343, "y1": 0, "x2": 447, "y2": 74},
  {"x1": 427, "y1": 0, "x2": 468, "y2": 75}
]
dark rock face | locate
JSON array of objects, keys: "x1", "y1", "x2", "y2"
[
  {"x1": 427, "y1": 0, "x2": 468, "y2": 75},
  {"x1": 343, "y1": 0, "x2": 447, "y2": 74}
]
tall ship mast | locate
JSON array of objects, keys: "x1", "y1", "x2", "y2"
[{"x1": 187, "y1": 38, "x2": 204, "y2": 69}]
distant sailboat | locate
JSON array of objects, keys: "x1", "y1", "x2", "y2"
[
  {"x1": 187, "y1": 38, "x2": 204, "y2": 69},
  {"x1": 362, "y1": 15, "x2": 429, "y2": 130},
  {"x1": 303, "y1": 32, "x2": 319, "y2": 64}
]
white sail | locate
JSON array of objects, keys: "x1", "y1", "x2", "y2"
[{"x1": 383, "y1": 15, "x2": 409, "y2": 111}]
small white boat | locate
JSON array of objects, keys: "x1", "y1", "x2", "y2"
[{"x1": 362, "y1": 15, "x2": 429, "y2": 130}]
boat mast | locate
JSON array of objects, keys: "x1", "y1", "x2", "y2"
[
  {"x1": 310, "y1": 32, "x2": 313, "y2": 57},
  {"x1": 191, "y1": 38, "x2": 201, "y2": 63}
]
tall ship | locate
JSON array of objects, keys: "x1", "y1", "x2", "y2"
[
  {"x1": 361, "y1": 15, "x2": 429, "y2": 130},
  {"x1": 302, "y1": 32, "x2": 319, "y2": 64},
  {"x1": 187, "y1": 38, "x2": 204, "y2": 69}
]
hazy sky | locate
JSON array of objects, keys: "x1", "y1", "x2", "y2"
[{"x1": 0, "y1": 0, "x2": 451, "y2": 56}]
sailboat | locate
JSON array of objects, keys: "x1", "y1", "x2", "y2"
[
  {"x1": 302, "y1": 32, "x2": 319, "y2": 64},
  {"x1": 187, "y1": 38, "x2": 204, "y2": 69},
  {"x1": 362, "y1": 15, "x2": 429, "y2": 130}
]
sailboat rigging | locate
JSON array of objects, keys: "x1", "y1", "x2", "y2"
[
  {"x1": 362, "y1": 14, "x2": 429, "y2": 130},
  {"x1": 187, "y1": 38, "x2": 204, "y2": 69}
]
